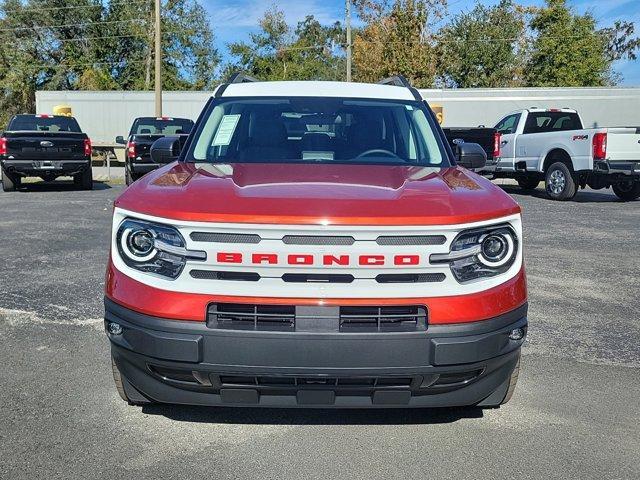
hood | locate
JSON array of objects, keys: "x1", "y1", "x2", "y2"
[{"x1": 115, "y1": 162, "x2": 520, "y2": 225}]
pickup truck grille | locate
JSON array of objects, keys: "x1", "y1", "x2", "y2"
[{"x1": 207, "y1": 303, "x2": 427, "y2": 332}]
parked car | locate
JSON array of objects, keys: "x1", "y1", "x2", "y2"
[
  {"x1": 105, "y1": 74, "x2": 527, "y2": 409},
  {"x1": 442, "y1": 127, "x2": 501, "y2": 170},
  {"x1": 482, "y1": 108, "x2": 640, "y2": 200},
  {"x1": 0, "y1": 114, "x2": 92, "y2": 191},
  {"x1": 116, "y1": 116, "x2": 194, "y2": 185}
]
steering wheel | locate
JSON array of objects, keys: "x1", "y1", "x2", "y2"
[{"x1": 355, "y1": 148, "x2": 400, "y2": 159}]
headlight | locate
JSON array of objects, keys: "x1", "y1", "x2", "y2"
[
  {"x1": 116, "y1": 219, "x2": 206, "y2": 279},
  {"x1": 430, "y1": 225, "x2": 518, "y2": 283}
]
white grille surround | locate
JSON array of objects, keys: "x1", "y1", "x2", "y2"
[{"x1": 111, "y1": 207, "x2": 523, "y2": 299}]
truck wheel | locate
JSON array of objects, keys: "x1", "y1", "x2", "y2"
[
  {"x1": 517, "y1": 177, "x2": 540, "y2": 191},
  {"x1": 545, "y1": 162, "x2": 577, "y2": 200},
  {"x1": 500, "y1": 355, "x2": 520, "y2": 405},
  {"x1": 75, "y1": 168, "x2": 93, "y2": 190},
  {"x1": 612, "y1": 181, "x2": 640, "y2": 201},
  {"x1": 2, "y1": 169, "x2": 17, "y2": 192},
  {"x1": 111, "y1": 356, "x2": 152, "y2": 406},
  {"x1": 125, "y1": 168, "x2": 134, "y2": 186}
]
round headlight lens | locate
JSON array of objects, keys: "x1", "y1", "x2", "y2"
[
  {"x1": 481, "y1": 234, "x2": 508, "y2": 261},
  {"x1": 478, "y1": 231, "x2": 514, "y2": 267},
  {"x1": 128, "y1": 230, "x2": 154, "y2": 256}
]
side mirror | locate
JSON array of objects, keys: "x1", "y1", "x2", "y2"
[
  {"x1": 115, "y1": 135, "x2": 126, "y2": 145},
  {"x1": 455, "y1": 141, "x2": 487, "y2": 169},
  {"x1": 150, "y1": 136, "x2": 184, "y2": 164}
]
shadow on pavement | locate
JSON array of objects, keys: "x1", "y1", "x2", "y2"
[
  {"x1": 499, "y1": 185, "x2": 622, "y2": 203},
  {"x1": 11, "y1": 181, "x2": 112, "y2": 192},
  {"x1": 140, "y1": 404, "x2": 484, "y2": 425}
]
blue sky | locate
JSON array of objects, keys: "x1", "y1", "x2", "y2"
[{"x1": 203, "y1": 0, "x2": 640, "y2": 85}]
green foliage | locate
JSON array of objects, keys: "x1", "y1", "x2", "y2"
[
  {"x1": 353, "y1": 0, "x2": 445, "y2": 87},
  {"x1": 525, "y1": 0, "x2": 611, "y2": 86},
  {"x1": 437, "y1": 0, "x2": 527, "y2": 88},
  {"x1": 0, "y1": 0, "x2": 219, "y2": 126},
  {"x1": 224, "y1": 6, "x2": 345, "y2": 81}
]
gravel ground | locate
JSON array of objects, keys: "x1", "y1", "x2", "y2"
[{"x1": 1, "y1": 180, "x2": 638, "y2": 480}]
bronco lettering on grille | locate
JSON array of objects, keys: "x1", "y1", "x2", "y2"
[{"x1": 215, "y1": 252, "x2": 423, "y2": 266}]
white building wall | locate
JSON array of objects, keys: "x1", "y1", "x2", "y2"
[{"x1": 36, "y1": 87, "x2": 640, "y2": 145}]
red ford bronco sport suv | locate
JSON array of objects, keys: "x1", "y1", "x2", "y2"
[{"x1": 105, "y1": 75, "x2": 527, "y2": 408}]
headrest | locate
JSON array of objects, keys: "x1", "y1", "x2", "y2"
[
  {"x1": 251, "y1": 115, "x2": 287, "y2": 145},
  {"x1": 348, "y1": 114, "x2": 384, "y2": 147},
  {"x1": 302, "y1": 132, "x2": 332, "y2": 151}
]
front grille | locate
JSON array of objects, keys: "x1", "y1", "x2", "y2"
[
  {"x1": 190, "y1": 270, "x2": 260, "y2": 281},
  {"x1": 208, "y1": 303, "x2": 428, "y2": 332},
  {"x1": 208, "y1": 304, "x2": 296, "y2": 331},
  {"x1": 375, "y1": 273, "x2": 445, "y2": 283},
  {"x1": 190, "y1": 232, "x2": 261, "y2": 243},
  {"x1": 339, "y1": 306, "x2": 427, "y2": 332},
  {"x1": 281, "y1": 273, "x2": 354, "y2": 283},
  {"x1": 218, "y1": 375, "x2": 415, "y2": 389},
  {"x1": 282, "y1": 235, "x2": 355, "y2": 245},
  {"x1": 376, "y1": 235, "x2": 446, "y2": 245}
]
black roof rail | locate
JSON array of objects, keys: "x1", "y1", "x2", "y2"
[
  {"x1": 226, "y1": 72, "x2": 260, "y2": 84},
  {"x1": 378, "y1": 75, "x2": 422, "y2": 102},
  {"x1": 378, "y1": 75, "x2": 412, "y2": 88},
  {"x1": 215, "y1": 72, "x2": 260, "y2": 97}
]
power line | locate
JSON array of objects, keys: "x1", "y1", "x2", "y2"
[
  {"x1": 0, "y1": 18, "x2": 148, "y2": 33},
  {"x1": 0, "y1": 58, "x2": 152, "y2": 70},
  {"x1": 45, "y1": 33, "x2": 149, "y2": 42},
  {"x1": 1, "y1": 1, "x2": 151, "y2": 14}
]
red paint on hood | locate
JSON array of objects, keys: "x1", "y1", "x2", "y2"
[{"x1": 115, "y1": 162, "x2": 520, "y2": 225}]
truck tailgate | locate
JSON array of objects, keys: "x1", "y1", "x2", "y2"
[
  {"x1": 606, "y1": 127, "x2": 640, "y2": 161},
  {"x1": 4, "y1": 132, "x2": 87, "y2": 160},
  {"x1": 442, "y1": 127, "x2": 497, "y2": 161}
]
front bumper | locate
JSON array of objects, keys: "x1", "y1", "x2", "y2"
[
  {"x1": 2, "y1": 158, "x2": 91, "y2": 177},
  {"x1": 105, "y1": 298, "x2": 527, "y2": 408}
]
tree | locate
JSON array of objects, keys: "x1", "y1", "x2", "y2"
[
  {"x1": 600, "y1": 20, "x2": 640, "y2": 63},
  {"x1": 224, "y1": 6, "x2": 345, "y2": 81},
  {"x1": 525, "y1": 0, "x2": 611, "y2": 86},
  {"x1": 437, "y1": 0, "x2": 527, "y2": 88},
  {"x1": 352, "y1": 0, "x2": 445, "y2": 87},
  {"x1": 0, "y1": 0, "x2": 219, "y2": 127},
  {"x1": 101, "y1": 0, "x2": 220, "y2": 90}
]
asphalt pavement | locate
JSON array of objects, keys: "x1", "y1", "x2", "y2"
[{"x1": 1, "y1": 180, "x2": 638, "y2": 479}]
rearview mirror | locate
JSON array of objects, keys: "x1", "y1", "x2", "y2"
[
  {"x1": 455, "y1": 141, "x2": 487, "y2": 170},
  {"x1": 115, "y1": 135, "x2": 126, "y2": 145},
  {"x1": 150, "y1": 136, "x2": 184, "y2": 164}
]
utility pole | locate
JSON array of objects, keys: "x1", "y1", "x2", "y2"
[
  {"x1": 154, "y1": 0, "x2": 162, "y2": 117},
  {"x1": 346, "y1": 0, "x2": 351, "y2": 82}
]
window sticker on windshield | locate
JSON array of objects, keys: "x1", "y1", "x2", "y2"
[{"x1": 212, "y1": 114, "x2": 240, "y2": 146}]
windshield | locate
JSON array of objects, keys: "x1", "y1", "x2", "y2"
[
  {"x1": 8, "y1": 115, "x2": 82, "y2": 132},
  {"x1": 186, "y1": 97, "x2": 448, "y2": 166},
  {"x1": 130, "y1": 117, "x2": 194, "y2": 136}
]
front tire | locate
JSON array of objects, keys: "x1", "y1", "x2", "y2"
[
  {"x1": 517, "y1": 177, "x2": 540, "y2": 191},
  {"x1": 545, "y1": 162, "x2": 577, "y2": 200},
  {"x1": 500, "y1": 355, "x2": 520, "y2": 405},
  {"x1": 111, "y1": 356, "x2": 152, "y2": 406},
  {"x1": 612, "y1": 181, "x2": 640, "y2": 201}
]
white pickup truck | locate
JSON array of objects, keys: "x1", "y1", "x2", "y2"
[{"x1": 482, "y1": 108, "x2": 640, "y2": 200}]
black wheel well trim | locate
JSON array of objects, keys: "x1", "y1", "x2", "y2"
[{"x1": 543, "y1": 148, "x2": 573, "y2": 172}]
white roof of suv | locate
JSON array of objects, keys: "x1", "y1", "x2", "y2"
[{"x1": 215, "y1": 80, "x2": 418, "y2": 101}]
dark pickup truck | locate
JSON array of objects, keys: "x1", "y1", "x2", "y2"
[
  {"x1": 1, "y1": 114, "x2": 93, "y2": 191},
  {"x1": 442, "y1": 127, "x2": 500, "y2": 170},
  {"x1": 116, "y1": 116, "x2": 193, "y2": 185}
]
